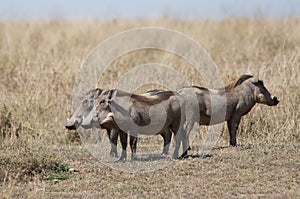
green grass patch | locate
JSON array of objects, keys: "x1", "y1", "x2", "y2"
[{"x1": 43, "y1": 173, "x2": 69, "y2": 180}]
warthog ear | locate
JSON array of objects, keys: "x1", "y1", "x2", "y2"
[
  {"x1": 107, "y1": 89, "x2": 115, "y2": 100},
  {"x1": 94, "y1": 88, "x2": 102, "y2": 98},
  {"x1": 252, "y1": 74, "x2": 259, "y2": 83}
]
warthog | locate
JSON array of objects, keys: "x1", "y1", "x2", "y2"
[
  {"x1": 178, "y1": 74, "x2": 279, "y2": 147},
  {"x1": 66, "y1": 88, "x2": 173, "y2": 157},
  {"x1": 82, "y1": 89, "x2": 188, "y2": 161},
  {"x1": 65, "y1": 88, "x2": 119, "y2": 157},
  {"x1": 66, "y1": 88, "x2": 102, "y2": 130}
]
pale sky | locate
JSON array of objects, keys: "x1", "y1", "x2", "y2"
[{"x1": 0, "y1": 0, "x2": 299, "y2": 20}]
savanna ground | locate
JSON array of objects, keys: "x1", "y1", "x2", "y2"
[{"x1": 0, "y1": 18, "x2": 299, "y2": 198}]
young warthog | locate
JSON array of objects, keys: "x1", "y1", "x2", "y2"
[
  {"x1": 82, "y1": 89, "x2": 188, "y2": 161},
  {"x1": 178, "y1": 74, "x2": 279, "y2": 147}
]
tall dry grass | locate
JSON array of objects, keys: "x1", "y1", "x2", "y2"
[{"x1": 0, "y1": 18, "x2": 299, "y2": 184}]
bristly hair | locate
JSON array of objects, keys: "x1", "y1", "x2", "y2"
[
  {"x1": 223, "y1": 74, "x2": 253, "y2": 90},
  {"x1": 115, "y1": 89, "x2": 175, "y2": 105},
  {"x1": 76, "y1": 88, "x2": 103, "y2": 103},
  {"x1": 189, "y1": 75, "x2": 253, "y2": 91}
]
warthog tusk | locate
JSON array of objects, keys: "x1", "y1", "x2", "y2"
[{"x1": 100, "y1": 112, "x2": 114, "y2": 125}]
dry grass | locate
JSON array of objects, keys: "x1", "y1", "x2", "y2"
[{"x1": 0, "y1": 18, "x2": 299, "y2": 198}]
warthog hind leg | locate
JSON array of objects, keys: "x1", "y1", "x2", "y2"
[
  {"x1": 227, "y1": 117, "x2": 241, "y2": 146},
  {"x1": 172, "y1": 132, "x2": 181, "y2": 159},
  {"x1": 161, "y1": 129, "x2": 172, "y2": 156},
  {"x1": 130, "y1": 135, "x2": 138, "y2": 161},
  {"x1": 117, "y1": 130, "x2": 127, "y2": 162},
  {"x1": 179, "y1": 130, "x2": 189, "y2": 159}
]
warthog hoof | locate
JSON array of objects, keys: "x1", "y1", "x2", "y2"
[
  {"x1": 160, "y1": 152, "x2": 169, "y2": 157},
  {"x1": 116, "y1": 157, "x2": 126, "y2": 162},
  {"x1": 178, "y1": 151, "x2": 188, "y2": 160},
  {"x1": 131, "y1": 154, "x2": 138, "y2": 161},
  {"x1": 116, "y1": 152, "x2": 127, "y2": 162},
  {"x1": 109, "y1": 150, "x2": 118, "y2": 158},
  {"x1": 230, "y1": 140, "x2": 237, "y2": 146}
]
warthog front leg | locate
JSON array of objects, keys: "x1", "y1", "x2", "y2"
[
  {"x1": 227, "y1": 117, "x2": 241, "y2": 146},
  {"x1": 107, "y1": 129, "x2": 118, "y2": 157},
  {"x1": 118, "y1": 130, "x2": 127, "y2": 162}
]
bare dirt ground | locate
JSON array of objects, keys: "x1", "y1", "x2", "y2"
[{"x1": 3, "y1": 140, "x2": 299, "y2": 198}]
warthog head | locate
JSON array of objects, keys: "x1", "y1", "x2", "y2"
[
  {"x1": 81, "y1": 89, "x2": 114, "y2": 129},
  {"x1": 65, "y1": 88, "x2": 102, "y2": 130},
  {"x1": 252, "y1": 76, "x2": 280, "y2": 106}
]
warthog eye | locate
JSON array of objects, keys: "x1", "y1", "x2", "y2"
[{"x1": 99, "y1": 99, "x2": 105, "y2": 105}]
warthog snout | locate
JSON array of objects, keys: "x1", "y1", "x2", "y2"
[
  {"x1": 65, "y1": 124, "x2": 76, "y2": 130},
  {"x1": 270, "y1": 95, "x2": 280, "y2": 106},
  {"x1": 65, "y1": 118, "x2": 80, "y2": 130}
]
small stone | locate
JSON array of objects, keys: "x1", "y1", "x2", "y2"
[{"x1": 69, "y1": 168, "x2": 78, "y2": 172}]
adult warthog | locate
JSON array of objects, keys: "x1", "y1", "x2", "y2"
[
  {"x1": 65, "y1": 88, "x2": 119, "y2": 157},
  {"x1": 82, "y1": 89, "x2": 188, "y2": 161},
  {"x1": 66, "y1": 88, "x2": 102, "y2": 130},
  {"x1": 178, "y1": 74, "x2": 279, "y2": 148},
  {"x1": 66, "y1": 88, "x2": 173, "y2": 158}
]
